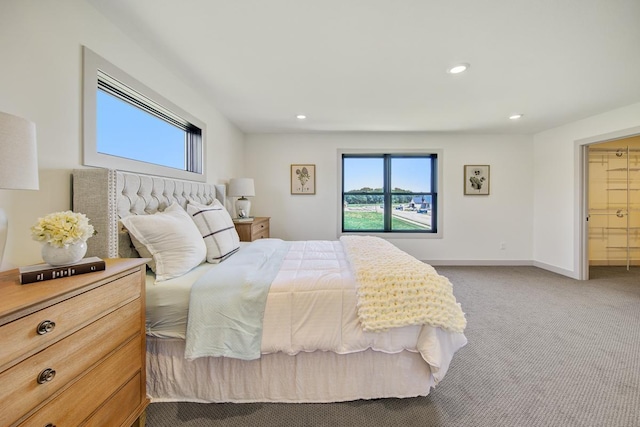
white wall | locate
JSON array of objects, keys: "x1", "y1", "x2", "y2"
[
  {"x1": 533, "y1": 101, "x2": 640, "y2": 278},
  {"x1": 246, "y1": 133, "x2": 533, "y2": 263},
  {"x1": 0, "y1": 0, "x2": 245, "y2": 270}
]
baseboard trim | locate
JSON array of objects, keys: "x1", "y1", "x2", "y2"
[
  {"x1": 425, "y1": 260, "x2": 534, "y2": 266},
  {"x1": 422, "y1": 259, "x2": 578, "y2": 279},
  {"x1": 532, "y1": 261, "x2": 577, "y2": 278}
]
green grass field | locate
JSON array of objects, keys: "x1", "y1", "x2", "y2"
[{"x1": 343, "y1": 211, "x2": 429, "y2": 230}]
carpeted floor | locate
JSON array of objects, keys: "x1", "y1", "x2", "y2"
[{"x1": 145, "y1": 266, "x2": 640, "y2": 427}]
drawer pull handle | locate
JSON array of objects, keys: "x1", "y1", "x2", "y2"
[
  {"x1": 45, "y1": 424, "x2": 56, "y2": 427},
  {"x1": 37, "y1": 320, "x2": 56, "y2": 335},
  {"x1": 37, "y1": 368, "x2": 56, "y2": 384}
]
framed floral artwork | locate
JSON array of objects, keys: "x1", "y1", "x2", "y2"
[
  {"x1": 464, "y1": 165, "x2": 490, "y2": 195},
  {"x1": 291, "y1": 164, "x2": 316, "y2": 194}
]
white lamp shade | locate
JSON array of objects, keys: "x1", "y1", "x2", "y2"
[
  {"x1": 0, "y1": 111, "x2": 39, "y2": 269},
  {"x1": 0, "y1": 111, "x2": 39, "y2": 190},
  {"x1": 228, "y1": 178, "x2": 255, "y2": 197}
]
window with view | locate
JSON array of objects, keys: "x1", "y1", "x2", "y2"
[
  {"x1": 83, "y1": 47, "x2": 205, "y2": 181},
  {"x1": 341, "y1": 153, "x2": 438, "y2": 234}
]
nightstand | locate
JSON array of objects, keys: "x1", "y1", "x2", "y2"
[
  {"x1": 234, "y1": 217, "x2": 270, "y2": 242},
  {"x1": 0, "y1": 258, "x2": 149, "y2": 427}
]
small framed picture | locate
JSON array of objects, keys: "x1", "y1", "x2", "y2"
[
  {"x1": 291, "y1": 164, "x2": 316, "y2": 195},
  {"x1": 464, "y1": 165, "x2": 490, "y2": 195}
]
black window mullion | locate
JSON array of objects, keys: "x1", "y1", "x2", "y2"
[
  {"x1": 432, "y1": 155, "x2": 437, "y2": 232},
  {"x1": 341, "y1": 155, "x2": 346, "y2": 231},
  {"x1": 384, "y1": 155, "x2": 392, "y2": 231}
]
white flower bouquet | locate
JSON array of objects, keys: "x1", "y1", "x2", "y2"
[{"x1": 31, "y1": 211, "x2": 95, "y2": 248}]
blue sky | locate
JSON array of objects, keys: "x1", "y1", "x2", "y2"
[
  {"x1": 96, "y1": 90, "x2": 185, "y2": 169},
  {"x1": 344, "y1": 157, "x2": 432, "y2": 193}
]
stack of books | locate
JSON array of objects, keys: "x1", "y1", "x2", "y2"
[{"x1": 19, "y1": 256, "x2": 106, "y2": 284}]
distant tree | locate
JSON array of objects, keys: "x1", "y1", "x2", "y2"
[
  {"x1": 391, "y1": 187, "x2": 412, "y2": 193},
  {"x1": 346, "y1": 186, "x2": 417, "y2": 205}
]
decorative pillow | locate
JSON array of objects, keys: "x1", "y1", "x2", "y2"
[
  {"x1": 187, "y1": 199, "x2": 240, "y2": 263},
  {"x1": 120, "y1": 202, "x2": 206, "y2": 282}
]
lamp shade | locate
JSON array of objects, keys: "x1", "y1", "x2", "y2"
[
  {"x1": 228, "y1": 178, "x2": 255, "y2": 197},
  {"x1": 0, "y1": 111, "x2": 39, "y2": 190}
]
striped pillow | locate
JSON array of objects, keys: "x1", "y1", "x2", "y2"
[{"x1": 187, "y1": 200, "x2": 240, "y2": 263}]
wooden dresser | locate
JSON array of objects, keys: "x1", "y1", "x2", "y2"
[
  {"x1": 234, "y1": 217, "x2": 270, "y2": 242},
  {"x1": 0, "y1": 258, "x2": 149, "y2": 427}
]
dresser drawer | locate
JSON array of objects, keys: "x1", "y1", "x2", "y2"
[
  {"x1": 0, "y1": 271, "x2": 140, "y2": 370},
  {"x1": 252, "y1": 226, "x2": 269, "y2": 240},
  {"x1": 251, "y1": 219, "x2": 269, "y2": 240},
  {"x1": 82, "y1": 372, "x2": 142, "y2": 427},
  {"x1": 0, "y1": 300, "x2": 141, "y2": 426},
  {"x1": 20, "y1": 335, "x2": 142, "y2": 427}
]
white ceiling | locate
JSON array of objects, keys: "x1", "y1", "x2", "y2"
[{"x1": 87, "y1": 0, "x2": 640, "y2": 134}]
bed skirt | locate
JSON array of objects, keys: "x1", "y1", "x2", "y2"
[{"x1": 147, "y1": 337, "x2": 435, "y2": 403}]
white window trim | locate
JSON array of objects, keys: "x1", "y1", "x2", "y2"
[
  {"x1": 82, "y1": 46, "x2": 206, "y2": 182},
  {"x1": 337, "y1": 148, "x2": 443, "y2": 239}
]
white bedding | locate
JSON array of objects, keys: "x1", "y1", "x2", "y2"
[
  {"x1": 147, "y1": 338, "x2": 436, "y2": 403},
  {"x1": 145, "y1": 242, "x2": 252, "y2": 338},
  {"x1": 146, "y1": 239, "x2": 466, "y2": 383}
]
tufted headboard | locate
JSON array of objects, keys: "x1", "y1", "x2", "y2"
[{"x1": 72, "y1": 168, "x2": 227, "y2": 259}]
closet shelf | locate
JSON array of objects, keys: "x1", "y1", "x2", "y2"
[
  {"x1": 589, "y1": 209, "x2": 640, "y2": 214},
  {"x1": 606, "y1": 246, "x2": 640, "y2": 250},
  {"x1": 606, "y1": 227, "x2": 640, "y2": 230},
  {"x1": 590, "y1": 147, "x2": 640, "y2": 153},
  {"x1": 606, "y1": 167, "x2": 640, "y2": 172},
  {"x1": 589, "y1": 226, "x2": 640, "y2": 230}
]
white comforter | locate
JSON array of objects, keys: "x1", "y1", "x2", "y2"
[
  {"x1": 261, "y1": 240, "x2": 466, "y2": 382},
  {"x1": 146, "y1": 239, "x2": 467, "y2": 383}
]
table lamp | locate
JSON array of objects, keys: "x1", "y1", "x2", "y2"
[
  {"x1": 0, "y1": 111, "x2": 39, "y2": 267},
  {"x1": 228, "y1": 178, "x2": 255, "y2": 218}
]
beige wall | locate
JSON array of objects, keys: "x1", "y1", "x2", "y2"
[
  {"x1": 0, "y1": 0, "x2": 245, "y2": 270},
  {"x1": 246, "y1": 132, "x2": 534, "y2": 263}
]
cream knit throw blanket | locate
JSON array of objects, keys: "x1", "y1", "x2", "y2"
[{"x1": 340, "y1": 236, "x2": 466, "y2": 333}]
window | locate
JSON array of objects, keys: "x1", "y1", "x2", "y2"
[
  {"x1": 83, "y1": 47, "x2": 205, "y2": 181},
  {"x1": 341, "y1": 152, "x2": 440, "y2": 235}
]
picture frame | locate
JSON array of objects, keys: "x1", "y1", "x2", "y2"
[
  {"x1": 291, "y1": 164, "x2": 316, "y2": 195},
  {"x1": 464, "y1": 165, "x2": 490, "y2": 195}
]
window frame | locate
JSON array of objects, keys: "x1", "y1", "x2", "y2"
[
  {"x1": 338, "y1": 149, "x2": 443, "y2": 239},
  {"x1": 82, "y1": 46, "x2": 206, "y2": 182}
]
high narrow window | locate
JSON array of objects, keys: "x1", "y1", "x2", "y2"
[
  {"x1": 83, "y1": 47, "x2": 205, "y2": 181},
  {"x1": 341, "y1": 153, "x2": 438, "y2": 233}
]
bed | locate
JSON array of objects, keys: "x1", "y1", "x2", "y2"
[{"x1": 72, "y1": 168, "x2": 467, "y2": 403}]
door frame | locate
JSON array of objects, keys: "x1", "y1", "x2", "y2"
[{"x1": 576, "y1": 126, "x2": 640, "y2": 280}]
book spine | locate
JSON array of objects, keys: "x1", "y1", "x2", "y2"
[{"x1": 20, "y1": 261, "x2": 106, "y2": 285}]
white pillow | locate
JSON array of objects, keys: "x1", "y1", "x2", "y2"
[
  {"x1": 187, "y1": 199, "x2": 240, "y2": 263},
  {"x1": 120, "y1": 202, "x2": 206, "y2": 282}
]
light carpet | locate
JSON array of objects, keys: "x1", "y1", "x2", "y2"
[{"x1": 145, "y1": 266, "x2": 640, "y2": 427}]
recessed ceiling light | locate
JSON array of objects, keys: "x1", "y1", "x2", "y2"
[
  {"x1": 509, "y1": 114, "x2": 524, "y2": 120},
  {"x1": 447, "y1": 63, "x2": 470, "y2": 74},
  {"x1": 296, "y1": 114, "x2": 307, "y2": 120}
]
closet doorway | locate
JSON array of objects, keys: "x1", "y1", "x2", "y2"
[{"x1": 587, "y1": 136, "x2": 640, "y2": 271}]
